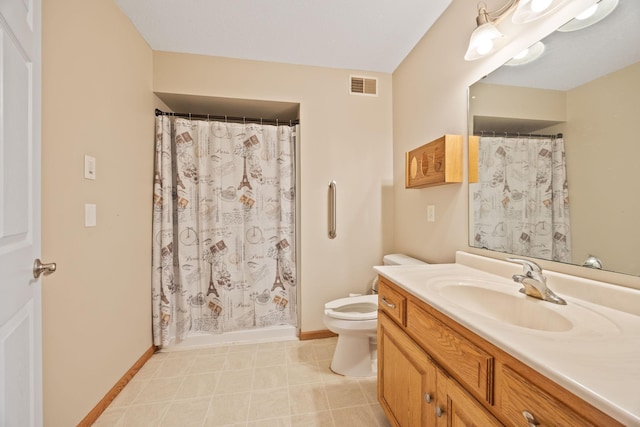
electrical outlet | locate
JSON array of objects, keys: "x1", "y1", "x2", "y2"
[
  {"x1": 85, "y1": 204, "x2": 96, "y2": 227},
  {"x1": 427, "y1": 205, "x2": 435, "y2": 222}
]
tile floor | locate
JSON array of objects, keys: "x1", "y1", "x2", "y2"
[{"x1": 93, "y1": 337, "x2": 391, "y2": 427}]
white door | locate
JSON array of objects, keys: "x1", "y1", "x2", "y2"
[{"x1": 0, "y1": 0, "x2": 44, "y2": 425}]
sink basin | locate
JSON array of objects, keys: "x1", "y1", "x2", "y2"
[
  {"x1": 427, "y1": 277, "x2": 620, "y2": 335},
  {"x1": 438, "y1": 283, "x2": 572, "y2": 332}
]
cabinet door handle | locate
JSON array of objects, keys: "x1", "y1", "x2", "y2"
[
  {"x1": 423, "y1": 393, "x2": 432, "y2": 404},
  {"x1": 435, "y1": 406, "x2": 444, "y2": 417},
  {"x1": 380, "y1": 297, "x2": 396, "y2": 309},
  {"x1": 522, "y1": 410, "x2": 540, "y2": 427}
]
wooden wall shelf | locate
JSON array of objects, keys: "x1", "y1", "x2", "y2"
[{"x1": 405, "y1": 134, "x2": 463, "y2": 188}]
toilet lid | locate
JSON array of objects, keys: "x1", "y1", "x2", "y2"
[{"x1": 324, "y1": 295, "x2": 378, "y2": 321}]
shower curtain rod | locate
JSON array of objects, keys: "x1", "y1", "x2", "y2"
[
  {"x1": 475, "y1": 131, "x2": 563, "y2": 139},
  {"x1": 155, "y1": 108, "x2": 300, "y2": 126}
]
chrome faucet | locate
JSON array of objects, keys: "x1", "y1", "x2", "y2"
[
  {"x1": 506, "y1": 258, "x2": 567, "y2": 305},
  {"x1": 582, "y1": 255, "x2": 603, "y2": 270}
]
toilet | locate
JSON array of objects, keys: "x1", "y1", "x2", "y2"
[{"x1": 323, "y1": 254, "x2": 426, "y2": 377}]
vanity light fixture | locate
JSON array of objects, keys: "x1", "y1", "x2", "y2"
[
  {"x1": 465, "y1": 0, "x2": 572, "y2": 61},
  {"x1": 557, "y1": 0, "x2": 618, "y2": 32},
  {"x1": 512, "y1": 0, "x2": 572, "y2": 24},
  {"x1": 504, "y1": 41, "x2": 546, "y2": 65},
  {"x1": 464, "y1": 2, "x2": 512, "y2": 61}
]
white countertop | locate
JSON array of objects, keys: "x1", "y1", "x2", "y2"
[{"x1": 374, "y1": 253, "x2": 640, "y2": 426}]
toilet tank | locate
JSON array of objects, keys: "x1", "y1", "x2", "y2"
[
  {"x1": 382, "y1": 253, "x2": 427, "y2": 265},
  {"x1": 371, "y1": 254, "x2": 426, "y2": 294}
]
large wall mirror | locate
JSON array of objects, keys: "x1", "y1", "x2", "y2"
[{"x1": 468, "y1": 0, "x2": 640, "y2": 276}]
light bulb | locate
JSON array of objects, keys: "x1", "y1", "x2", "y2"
[
  {"x1": 576, "y1": 4, "x2": 598, "y2": 20},
  {"x1": 530, "y1": 0, "x2": 553, "y2": 13},
  {"x1": 477, "y1": 39, "x2": 494, "y2": 55},
  {"x1": 505, "y1": 42, "x2": 545, "y2": 66},
  {"x1": 465, "y1": 22, "x2": 505, "y2": 60},
  {"x1": 513, "y1": 48, "x2": 529, "y2": 60}
]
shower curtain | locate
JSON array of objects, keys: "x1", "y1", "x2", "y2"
[
  {"x1": 472, "y1": 135, "x2": 571, "y2": 262},
  {"x1": 152, "y1": 116, "x2": 297, "y2": 347}
]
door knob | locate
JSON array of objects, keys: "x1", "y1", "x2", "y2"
[{"x1": 33, "y1": 259, "x2": 57, "y2": 279}]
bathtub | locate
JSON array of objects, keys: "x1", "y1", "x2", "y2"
[{"x1": 158, "y1": 324, "x2": 299, "y2": 352}]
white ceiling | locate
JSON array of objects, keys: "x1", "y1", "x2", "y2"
[{"x1": 114, "y1": 0, "x2": 452, "y2": 73}]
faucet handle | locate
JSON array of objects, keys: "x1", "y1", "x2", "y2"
[{"x1": 506, "y1": 257, "x2": 543, "y2": 277}]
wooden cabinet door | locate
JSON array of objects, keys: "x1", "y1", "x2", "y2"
[
  {"x1": 378, "y1": 312, "x2": 437, "y2": 427},
  {"x1": 436, "y1": 370, "x2": 503, "y2": 427},
  {"x1": 498, "y1": 365, "x2": 596, "y2": 427}
]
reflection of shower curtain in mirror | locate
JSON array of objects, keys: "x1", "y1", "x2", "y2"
[
  {"x1": 152, "y1": 116, "x2": 297, "y2": 347},
  {"x1": 472, "y1": 135, "x2": 571, "y2": 262}
]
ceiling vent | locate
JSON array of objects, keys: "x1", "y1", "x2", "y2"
[{"x1": 350, "y1": 76, "x2": 378, "y2": 96}]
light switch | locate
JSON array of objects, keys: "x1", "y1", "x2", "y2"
[
  {"x1": 84, "y1": 155, "x2": 96, "y2": 180},
  {"x1": 85, "y1": 204, "x2": 96, "y2": 227},
  {"x1": 427, "y1": 205, "x2": 435, "y2": 222}
]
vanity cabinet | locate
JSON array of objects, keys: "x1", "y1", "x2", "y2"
[
  {"x1": 378, "y1": 312, "x2": 437, "y2": 426},
  {"x1": 379, "y1": 312, "x2": 501, "y2": 427},
  {"x1": 377, "y1": 276, "x2": 623, "y2": 427},
  {"x1": 379, "y1": 278, "x2": 500, "y2": 427}
]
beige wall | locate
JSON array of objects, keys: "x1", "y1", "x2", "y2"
[
  {"x1": 392, "y1": 0, "x2": 640, "y2": 289},
  {"x1": 37, "y1": 0, "x2": 640, "y2": 423},
  {"x1": 153, "y1": 52, "x2": 394, "y2": 332},
  {"x1": 41, "y1": 0, "x2": 154, "y2": 425},
  {"x1": 469, "y1": 82, "x2": 567, "y2": 125},
  {"x1": 565, "y1": 61, "x2": 640, "y2": 274},
  {"x1": 392, "y1": 0, "x2": 536, "y2": 264}
]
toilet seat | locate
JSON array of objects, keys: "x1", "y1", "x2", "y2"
[{"x1": 324, "y1": 295, "x2": 378, "y2": 321}]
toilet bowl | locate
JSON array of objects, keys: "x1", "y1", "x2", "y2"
[
  {"x1": 323, "y1": 254, "x2": 426, "y2": 377},
  {"x1": 324, "y1": 295, "x2": 378, "y2": 377}
]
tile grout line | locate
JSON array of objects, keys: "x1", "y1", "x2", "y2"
[
  {"x1": 246, "y1": 349, "x2": 257, "y2": 425},
  {"x1": 284, "y1": 345, "x2": 293, "y2": 425},
  {"x1": 200, "y1": 353, "x2": 223, "y2": 427}
]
